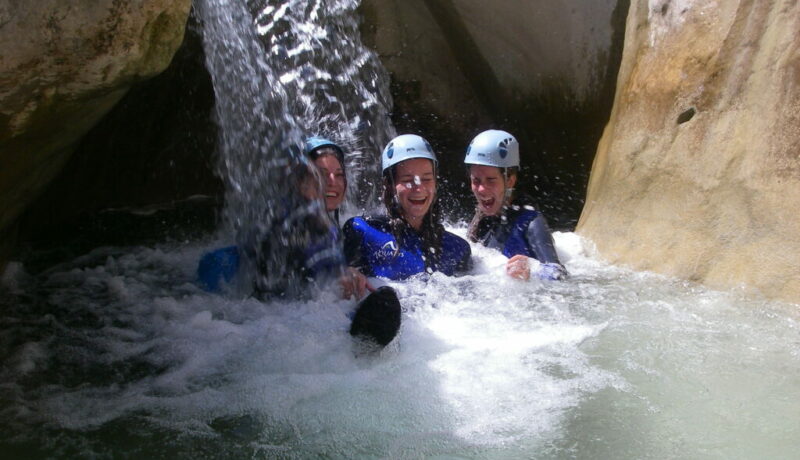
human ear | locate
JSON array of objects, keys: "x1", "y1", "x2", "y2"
[{"x1": 507, "y1": 174, "x2": 517, "y2": 189}]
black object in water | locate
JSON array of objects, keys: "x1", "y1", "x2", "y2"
[{"x1": 349, "y1": 286, "x2": 401, "y2": 347}]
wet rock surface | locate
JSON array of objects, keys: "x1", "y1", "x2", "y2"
[
  {"x1": 578, "y1": 0, "x2": 800, "y2": 303},
  {"x1": 0, "y1": 0, "x2": 192, "y2": 265}
]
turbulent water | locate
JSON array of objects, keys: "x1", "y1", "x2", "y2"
[{"x1": 1, "y1": 230, "x2": 798, "y2": 458}]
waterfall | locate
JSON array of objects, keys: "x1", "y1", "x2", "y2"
[
  {"x1": 195, "y1": 0, "x2": 394, "y2": 291},
  {"x1": 250, "y1": 0, "x2": 396, "y2": 205}
]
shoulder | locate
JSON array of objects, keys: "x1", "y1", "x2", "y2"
[
  {"x1": 344, "y1": 214, "x2": 390, "y2": 232},
  {"x1": 507, "y1": 199, "x2": 542, "y2": 226}
]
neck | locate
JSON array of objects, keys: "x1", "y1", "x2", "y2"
[{"x1": 404, "y1": 215, "x2": 423, "y2": 231}]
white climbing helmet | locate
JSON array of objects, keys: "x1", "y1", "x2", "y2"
[
  {"x1": 381, "y1": 134, "x2": 437, "y2": 173},
  {"x1": 464, "y1": 129, "x2": 520, "y2": 169}
]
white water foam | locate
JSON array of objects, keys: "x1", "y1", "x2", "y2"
[{"x1": 1, "y1": 232, "x2": 798, "y2": 458}]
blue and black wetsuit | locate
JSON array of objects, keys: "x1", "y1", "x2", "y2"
[
  {"x1": 343, "y1": 215, "x2": 472, "y2": 280},
  {"x1": 254, "y1": 207, "x2": 345, "y2": 297},
  {"x1": 469, "y1": 195, "x2": 567, "y2": 279},
  {"x1": 197, "y1": 201, "x2": 343, "y2": 297}
]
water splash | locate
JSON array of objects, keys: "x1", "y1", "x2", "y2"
[
  {"x1": 195, "y1": 0, "x2": 394, "y2": 290},
  {"x1": 252, "y1": 0, "x2": 396, "y2": 207},
  {"x1": 2, "y1": 232, "x2": 799, "y2": 458},
  {"x1": 196, "y1": 0, "x2": 308, "y2": 289}
]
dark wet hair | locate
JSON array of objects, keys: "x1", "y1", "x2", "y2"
[{"x1": 381, "y1": 160, "x2": 444, "y2": 267}]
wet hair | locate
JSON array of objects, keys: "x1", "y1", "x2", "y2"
[{"x1": 382, "y1": 160, "x2": 444, "y2": 267}]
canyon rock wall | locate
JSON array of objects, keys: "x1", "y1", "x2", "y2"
[
  {"x1": 0, "y1": 0, "x2": 192, "y2": 262},
  {"x1": 578, "y1": 0, "x2": 800, "y2": 303}
]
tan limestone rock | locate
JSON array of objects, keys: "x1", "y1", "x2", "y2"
[
  {"x1": 578, "y1": 0, "x2": 800, "y2": 303},
  {"x1": 0, "y1": 0, "x2": 191, "y2": 253}
]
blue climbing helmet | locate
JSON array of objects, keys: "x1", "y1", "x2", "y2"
[
  {"x1": 381, "y1": 134, "x2": 438, "y2": 173},
  {"x1": 464, "y1": 129, "x2": 520, "y2": 169},
  {"x1": 304, "y1": 137, "x2": 345, "y2": 171}
]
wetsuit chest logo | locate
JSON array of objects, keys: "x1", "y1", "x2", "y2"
[{"x1": 381, "y1": 241, "x2": 398, "y2": 253}]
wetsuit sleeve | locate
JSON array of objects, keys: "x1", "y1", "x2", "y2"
[
  {"x1": 525, "y1": 214, "x2": 562, "y2": 265},
  {"x1": 457, "y1": 247, "x2": 473, "y2": 275},
  {"x1": 343, "y1": 218, "x2": 367, "y2": 272}
]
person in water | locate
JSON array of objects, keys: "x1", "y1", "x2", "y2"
[
  {"x1": 343, "y1": 134, "x2": 472, "y2": 279},
  {"x1": 300, "y1": 137, "x2": 371, "y2": 299},
  {"x1": 464, "y1": 129, "x2": 567, "y2": 281},
  {"x1": 303, "y1": 137, "x2": 348, "y2": 226},
  {"x1": 197, "y1": 137, "x2": 399, "y2": 347}
]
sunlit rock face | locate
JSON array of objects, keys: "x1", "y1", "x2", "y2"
[
  {"x1": 578, "y1": 0, "x2": 800, "y2": 303},
  {"x1": 359, "y1": 0, "x2": 625, "y2": 226},
  {"x1": 0, "y1": 0, "x2": 191, "y2": 261}
]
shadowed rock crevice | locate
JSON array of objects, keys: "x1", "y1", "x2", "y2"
[
  {"x1": 15, "y1": 13, "x2": 221, "y2": 262},
  {"x1": 361, "y1": 0, "x2": 628, "y2": 228},
  {"x1": 0, "y1": 0, "x2": 193, "y2": 268}
]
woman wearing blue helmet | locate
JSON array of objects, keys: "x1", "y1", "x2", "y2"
[
  {"x1": 304, "y1": 137, "x2": 347, "y2": 225},
  {"x1": 199, "y1": 137, "x2": 358, "y2": 295},
  {"x1": 343, "y1": 134, "x2": 472, "y2": 279},
  {"x1": 464, "y1": 130, "x2": 567, "y2": 281},
  {"x1": 197, "y1": 136, "x2": 399, "y2": 347}
]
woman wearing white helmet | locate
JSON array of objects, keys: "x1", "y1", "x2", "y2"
[
  {"x1": 199, "y1": 137, "x2": 362, "y2": 296},
  {"x1": 464, "y1": 129, "x2": 567, "y2": 281},
  {"x1": 343, "y1": 134, "x2": 471, "y2": 279}
]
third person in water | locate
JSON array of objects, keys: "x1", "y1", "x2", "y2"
[{"x1": 464, "y1": 129, "x2": 567, "y2": 281}]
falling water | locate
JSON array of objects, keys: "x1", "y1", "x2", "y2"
[
  {"x1": 198, "y1": 0, "x2": 393, "y2": 231},
  {"x1": 195, "y1": 0, "x2": 394, "y2": 292},
  {"x1": 250, "y1": 0, "x2": 395, "y2": 205}
]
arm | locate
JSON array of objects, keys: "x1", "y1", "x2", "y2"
[
  {"x1": 342, "y1": 217, "x2": 368, "y2": 273},
  {"x1": 339, "y1": 266, "x2": 375, "y2": 300},
  {"x1": 526, "y1": 214, "x2": 560, "y2": 264},
  {"x1": 456, "y1": 242, "x2": 473, "y2": 275},
  {"x1": 525, "y1": 214, "x2": 568, "y2": 280}
]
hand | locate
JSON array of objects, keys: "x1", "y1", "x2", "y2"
[
  {"x1": 537, "y1": 262, "x2": 567, "y2": 281},
  {"x1": 506, "y1": 254, "x2": 531, "y2": 280},
  {"x1": 340, "y1": 267, "x2": 375, "y2": 300}
]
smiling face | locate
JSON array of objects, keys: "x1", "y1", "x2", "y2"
[
  {"x1": 393, "y1": 158, "x2": 436, "y2": 230},
  {"x1": 313, "y1": 152, "x2": 346, "y2": 212},
  {"x1": 469, "y1": 164, "x2": 516, "y2": 216}
]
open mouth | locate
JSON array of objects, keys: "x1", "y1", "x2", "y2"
[
  {"x1": 325, "y1": 191, "x2": 339, "y2": 198},
  {"x1": 480, "y1": 197, "x2": 495, "y2": 209},
  {"x1": 409, "y1": 197, "x2": 427, "y2": 206}
]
